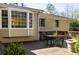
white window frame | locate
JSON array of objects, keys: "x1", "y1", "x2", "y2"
[
  {"x1": 29, "y1": 12, "x2": 34, "y2": 29},
  {"x1": 10, "y1": 8, "x2": 34, "y2": 29},
  {"x1": 0, "y1": 8, "x2": 34, "y2": 29},
  {"x1": 11, "y1": 10, "x2": 27, "y2": 29},
  {"x1": 0, "y1": 8, "x2": 9, "y2": 29}
]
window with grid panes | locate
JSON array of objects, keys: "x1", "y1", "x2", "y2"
[
  {"x1": 40, "y1": 18, "x2": 45, "y2": 27},
  {"x1": 2, "y1": 10, "x2": 8, "y2": 28},
  {"x1": 29, "y1": 13, "x2": 33, "y2": 28},
  {"x1": 11, "y1": 11, "x2": 27, "y2": 28}
]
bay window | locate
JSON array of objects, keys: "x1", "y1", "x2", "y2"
[{"x1": 1, "y1": 10, "x2": 34, "y2": 29}]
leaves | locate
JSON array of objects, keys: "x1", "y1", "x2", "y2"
[
  {"x1": 46, "y1": 3, "x2": 57, "y2": 14},
  {"x1": 70, "y1": 19, "x2": 79, "y2": 31},
  {"x1": 4, "y1": 42, "x2": 26, "y2": 55},
  {"x1": 73, "y1": 36, "x2": 79, "y2": 54}
]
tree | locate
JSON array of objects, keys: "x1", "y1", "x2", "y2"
[
  {"x1": 59, "y1": 11, "x2": 65, "y2": 16},
  {"x1": 69, "y1": 18, "x2": 79, "y2": 31},
  {"x1": 45, "y1": 3, "x2": 57, "y2": 14},
  {"x1": 4, "y1": 42, "x2": 26, "y2": 55},
  {"x1": 59, "y1": 4, "x2": 74, "y2": 18},
  {"x1": 21, "y1": 3, "x2": 24, "y2": 7},
  {"x1": 59, "y1": 4, "x2": 79, "y2": 19}
]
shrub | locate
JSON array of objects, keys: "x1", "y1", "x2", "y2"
[
  {"x1": 74, "y1": 36, "x2": 79, "y2": 54},
  {"x1": 4, "y1": 42, "x2": 26, "y2": 55},
  {"x1": 71, "y1": 42, "x2": 76, "y2": 53}
]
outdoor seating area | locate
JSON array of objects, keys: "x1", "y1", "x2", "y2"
[
  {"x1": 39, "y1": 31, "x2": 70, "y2": 47},
  {"x1": 46, "y1": 35, "x2": 67, "y2": 47}
]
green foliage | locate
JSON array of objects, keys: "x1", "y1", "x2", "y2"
[
  {"x1": 4, "y1": 42, "x2": 26, "y2": 55},
  {"x1": 70, "y1": 19, "x2": 79, "y2": 31},
  {"x1": 46, "y1": 3, "x2": 56, "y2": 14},
  {"x1": 74, "y1": 36, "x2": 79, "y2": 54},
  {"x1": 71, "y1": 42, "x2": 76, "y2": 53},
  {"x1": 71, "y1": 36, "x2": 79, "y2": 54}
]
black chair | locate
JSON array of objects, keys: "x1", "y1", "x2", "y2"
[{"x1": 60, "y1": 36, "x2": 67, "y2": 48}]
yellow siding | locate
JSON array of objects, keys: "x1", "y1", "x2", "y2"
[
  {"x1": 10, "y1": 29, "x2": 28, "y2": 37},
  {"x1": 58, "y1": 20, "x2": 70, "y2": 31},
  {"x1": 0, "y1": 29, "x2": 9, "y2": 37},
  {"x1": 39, "y1": 19, "x2": 56, "y2": 31},
  {"x1": 39, "y1": 13, "x2": 70, "y2": 32},
  {"x1": 0, "y1": 37, "x2": 36, "y2": 43}
]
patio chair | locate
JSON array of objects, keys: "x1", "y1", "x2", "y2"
[{"x1": 60, "y1": 36, "x2": 67, "y2": 48}]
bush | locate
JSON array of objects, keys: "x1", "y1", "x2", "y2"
[
  {"x1": 74, "y1": 36, "x2": 79, "y2": 54},
  {"x1": 4, "y1": 42, "x2": 26, "y2": 55},
  {"x1": 71, "y1": 42, "x2": 76, "y2": 53}
]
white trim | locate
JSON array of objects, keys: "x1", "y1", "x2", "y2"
[
  {"x1": 29, "y1": 12, "x2": 34, "y2": 29},
  {"x1": 0, "y1": 8, "x2": 35, "y2": 30},
  {"x1": 0, "y1": 8, "x2": 9, "y2": 10},
  {"x1": 27, "y1": 12, "x2": 29, "y2": 36},
  {"x1": 8, "y1": 9, "x2": 11, "y2": 28},
  {"x1": 0, "y1": 10, "x2": 1, "y2": 28},
  {"x1": 10, "y1": 9, "x2": 34, "y2": 29},
  {"x1": 0, "y1": 28, "x2": 28, "y2": 29},
  {"x1": 11, "y1": 10, "x2": 28, "y2": 29},
  {"x1": 33, "y1": 13, "x2": 34, "y2": 29},
  {"x1": 0, "y1": 28, "x2": 8, "y2": 29},
  {"x1": 5, "y1": 28, "x2": 28, "y2": 29},
  {"x1": 1, "y1": 28, "x2": 34, "y2": 29},
  {"x1": 8, "y1": 9, "x2": 11, "y2": 37},
  {"x1": 0, "y1": 8, "x2": 10, "y2": 29},
  {"x1": 10, "y1": 8, "x2": 33, "y2": 13}
]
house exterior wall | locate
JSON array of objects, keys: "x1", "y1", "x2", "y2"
[
  {"x1": 0, "y1": 4, "x2": 70, "y2": 43},
  {"x1": 0, "y1": 37, "x2": 37, "y2": 43},
  {"x1": 39, "y1": 13, "x2": 70, "y2": 32},
  {"x1": 58, "y1": 20, "x2": 70, "y2": 31},
  {"x1": 9, "y1": 29, "x2": 28, "y2": 37}
]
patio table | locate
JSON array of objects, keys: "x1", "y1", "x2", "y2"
[{"x1": 46, "y1": 35, "x2": 67, "y2": 47}]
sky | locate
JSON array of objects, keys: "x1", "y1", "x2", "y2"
[
  {"x1": 25, "y1": 3, "x2": 79, "y2": 12},
  {"x1": 0, "y1": 0, "x2": 79, "y2": 12},
  {"x1": 2, "y1": 0, "x2": 79, "y2": 3}
]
